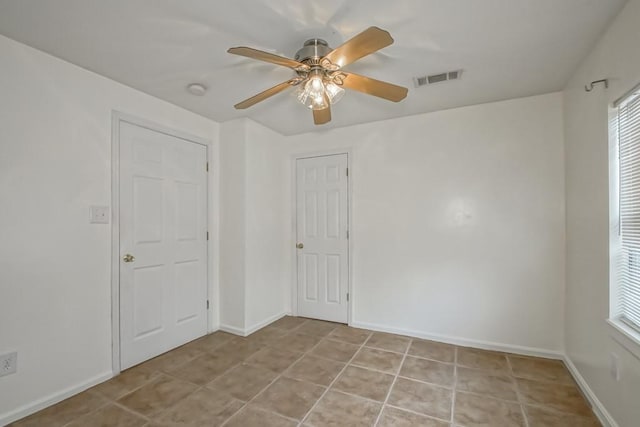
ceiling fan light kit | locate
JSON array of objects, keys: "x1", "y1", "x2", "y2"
[{"x1": 228, "y1": 27, "x2": 408, "y2": 125}]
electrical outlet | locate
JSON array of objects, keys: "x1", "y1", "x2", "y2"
[
  {"x1": 0, "y1": 352, "x2": 17, "y2": 377},
  {"x1": 609, "y1": 352, "x2": 620, "y2": 381}
]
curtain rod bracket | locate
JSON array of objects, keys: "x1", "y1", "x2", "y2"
[{"x1": 585, "y1": 79, "x2": 609, "y2": 92}]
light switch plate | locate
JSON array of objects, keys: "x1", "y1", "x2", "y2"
[{"x1": 90, "y1": 206, "x2": 110, "y2": 224}]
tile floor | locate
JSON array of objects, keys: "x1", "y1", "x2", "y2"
[{"x1": 10, "y1": 317, "x2": 601, "y2": 426}]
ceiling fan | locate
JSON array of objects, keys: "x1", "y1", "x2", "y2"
[{"x1": 227, "y1": 27, "x2": 408, "y2": 125}]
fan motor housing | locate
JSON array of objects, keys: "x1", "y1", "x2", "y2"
[{"x1": 295, "y1": 39, "x2": 332, "y2": 63}]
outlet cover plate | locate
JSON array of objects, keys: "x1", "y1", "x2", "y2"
[
  {"x1": 0, "y1": 351, "x2": 17, "y2": 377},
  {"x1": 90, "y1": 205, "x2": 110, "y2": 224}
]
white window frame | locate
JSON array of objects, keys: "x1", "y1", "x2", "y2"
[{"x1": 608, "y1": 83, "x2": 640, "y2": 353}]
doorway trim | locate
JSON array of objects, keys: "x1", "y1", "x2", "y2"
[
  {"x1": 110, "y1": 111, "x2": 217, "y2": 375},
  {"x1": 290, "y1": 148, "x2": 354, "y2": 325}
]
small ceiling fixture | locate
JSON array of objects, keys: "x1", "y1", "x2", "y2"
[
  {"x1": 227, "y1": 27, "x2": 408, "y2": 125},
  {"x1": 187, "y1": 83, "x2": 207, "y2": 96}
]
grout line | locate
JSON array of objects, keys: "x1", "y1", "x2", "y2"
[
  {"x1": 59, "y1": 397, "x2": 112, "y2": 427},
  {"x1": 110, "y1": 401, "x2": 154, "y2": 423},
  {"x1": 372, "y1": 339, "x2": 412, "y2": 426},
  {"x1": 220, "y1": 319, "x2": 329, "y2": 427},
  {"x1": 506, "y1": 354, "x2": 530, "y2": 427},
  {"x1": 450, "y1": 346, "x2": 458, "y2": 425},
  {"x1": 384, "y1": 403, "x2": 452, "y2": 424},
  {"x1": 298, "y1": 331, "x2": 374, "y2": 426}
]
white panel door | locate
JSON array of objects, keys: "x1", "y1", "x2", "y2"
[
  {"x1": 296, "y1": 154, "x2": 349, "y2": 323},
  {"x1": 119, "y1": 121, "x2": 208, "y2": 369}
]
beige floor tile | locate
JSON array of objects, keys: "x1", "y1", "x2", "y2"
[
  {"x1": 387, "y1": 377, "x2": 452, "y2": 420},
  {"x1": 12, "y1": 391, "x2": 108, "y2": 427},
  {"x1": 137, "y1": 345, "x2": 203, "y2": 374},
  {"x1": 328, "y1": 325, "x2": 372, "y2": 345},
  {"x1": 188, "y1": 331, "x2": 234, "y2": 353},
  {"x1": 310, "y1": 338, "x2": 361, "y2": 362},
  {"x1": 269, "y1": 332, "x2": 321, "y2": 353},
  {"x1": 524, "y1": 405, "x2": 600, "y2": 427},
  {"x1": 66, "y1": 404, "x2": 146, "y2": 427},
  {"x1": 225, "y1": 406, "x2": 298, "y2": 427},
  {"x1": 408, "y1": 339, "x2": 456, "y2": 363},
  {"x1": 207, "y1": 363, "x2": 278, "y2": 401},
  {"x1": 284, "y1": 354, "x2": 345, "y2": 386},
  {"x1": 117, "y1": 374, "x2": 198, "y2": 418},
  {"x1": 252, "y1": 377, "x2": 325, "y2": 420},
  {"x1": 244, "y1": 326, "x2": 289, "y2": 345},
  {"x1": 400, "y1": 356, "x2": 454, "y2": 387},
  {"x1": 365, "y1": 332, "x2": 411, "y2": 353},
  {"x1": 508, "y1": 355, "x2": 574, "y2": 384},
  {"x1": 378, "y1": 406, "x2": 450, "y2": 427},
  {"x1": 246, "y1": 346, "x2": 302, "y2": 373},
  {"x1": 457, "y1": 347, "x2": 509, "y2": 371},
  {"x1": 168, "y1": 352, "x2": 238, "y2": 385},
  {"x1": 456, "y1": 366, "x2": 518, "y2": 401},
  {"x1": 15, "y1": 321, "x2": 600, "y2": 427},
  {"x1": 516, "y1": 378, "x2": 593, "y2": 417},
  {"x1": 454, "y1": 391, "x2": 525, "y2": 427},
  {"x1": 332, "y1": 365, "x2": 394, "y2": 401},
  {"x1": 305, "y1": 390, "x2": 381, "y2": 427},
  {"x1": 269, "y1": 316, "x2": 308, "y2": 331},
  {"x1": 351, "y1": 347, "x2": 404, "y2": 374},
  {"x1": 152, "y1": 387, "x2": 243, "y2": 426},
  {"x1": 213, "y1": 338, "x2": 265, "y2": 361},
  {"x1": 92, "y1": 365, "x2": 160, "y2": 400},
  {"x1": 296, "y1": 319, "x2": 340, "y2": 337}
]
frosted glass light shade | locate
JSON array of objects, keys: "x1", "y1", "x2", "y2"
[{"x1": 325, "y1": 82, "x2": 345, "y2": 104}]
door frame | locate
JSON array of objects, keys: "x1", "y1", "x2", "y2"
[
  {"x1": 290, "y1": 148, "x2": 354, "y2": 325},
  {"x1": 110, "y1": 111, "x2": 217, "y2": 375}
]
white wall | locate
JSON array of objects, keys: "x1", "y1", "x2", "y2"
[
  {"x1": 244, "y1": 120, "x2": 290, "y2": 330},
  {"x1": 284, "y1": 93, "x2": 566, "y2": 354},
  {"x1": 0, "y1": 35, "x2": 218, "y2": 423},
  {"x1": 218, "y1": 119, "x2": 290, "y2": 333},
  {"x1": 219, "y1": 119, "x2": 247, "y2": 331},
  {"x1": 563, "y1": 0, "x2": 640, "y2": 425}
]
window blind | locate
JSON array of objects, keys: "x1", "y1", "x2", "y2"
[{"x1": 618, "y1": 87, "x2": 640, "y2": 332}]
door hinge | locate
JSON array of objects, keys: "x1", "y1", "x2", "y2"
[
  {"x1": 206, "y1": 231, "x2": 209, "y2": 240},
  {"x1": 346, "y1": 167, "x2": 349, "y2": 177},
  {"x1": 347, "y1": 292, "x2": 350, "y2": 302},
  {"x1": 346, "y1": 230, "x2": 349, "y2": 239},
  {"x1": 206, "y1": 300, "x2": 209, "y2": 309},
  {"x1": 206, "y1": 162, "x2": 209, "y2": 172}
]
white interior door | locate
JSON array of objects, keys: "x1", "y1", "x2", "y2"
[
  {"x1": 296, "y1": 154, "x2": 349, "y2": 323},
  {"x1": 119, "y1": 121, "x2": 208, "y2": 370}
]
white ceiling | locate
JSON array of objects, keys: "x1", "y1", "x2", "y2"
[{"x1": 0, "y1": 0, "x2": 626, "y2": 135}]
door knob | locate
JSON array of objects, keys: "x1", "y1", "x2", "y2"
[
  {"x1": 296, "y1": 243, "x2": 304, "y2": 249},
  {"x1": 122, "y1": 254, "x2": 135, "y2": 263}
]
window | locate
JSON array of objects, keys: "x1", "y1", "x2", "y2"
[{"x1": 615, "y1": 84, "x2": 640, "y2": 333}]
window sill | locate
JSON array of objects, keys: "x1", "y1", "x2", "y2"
[{"x1": 606, "y1": 318, "x2": 640, "y2": 360}]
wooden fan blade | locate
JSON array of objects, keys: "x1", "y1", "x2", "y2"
[
  {"x1": 228, "y1": 47, "x2": 309, "y2": 71},
  {"x1": 313, "y1": 92, "x2": 332, "y2": 125},
  {"x1": 234, "y1": 79, "x2": 296, "y2": 109},
  {"x1": 313, "y1": 105, "x2": 331, "y2": 125},
  {"x1": 324, "y1": 27, "x2": 394, "y2": 68},
  {"x1": 341, "y1": 72, "x2": 408, "y2": 102}
]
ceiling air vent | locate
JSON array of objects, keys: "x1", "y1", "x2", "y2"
[{"x1": 414, "y1": 70, "x2": 463, "y2": 88}]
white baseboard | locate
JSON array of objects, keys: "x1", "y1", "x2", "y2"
[
  {"x1": 245, "y1": 312, "x2": 288, "y2": 336},
  {"x1": 219, "y1": 312, "x2": 289, "y2": 337},
  {"x1": 218, "y1": 323, "x2": 246, "y2": 337},
  {"x1": 350, "y1": 320, "x2": 564, "y2": 360},
  {"x1": 563, "y1": 356, "x2": 619, "y2": 427},
  {"x1": 0, "y1": 371, "x2": 112, "y2": 426}
]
